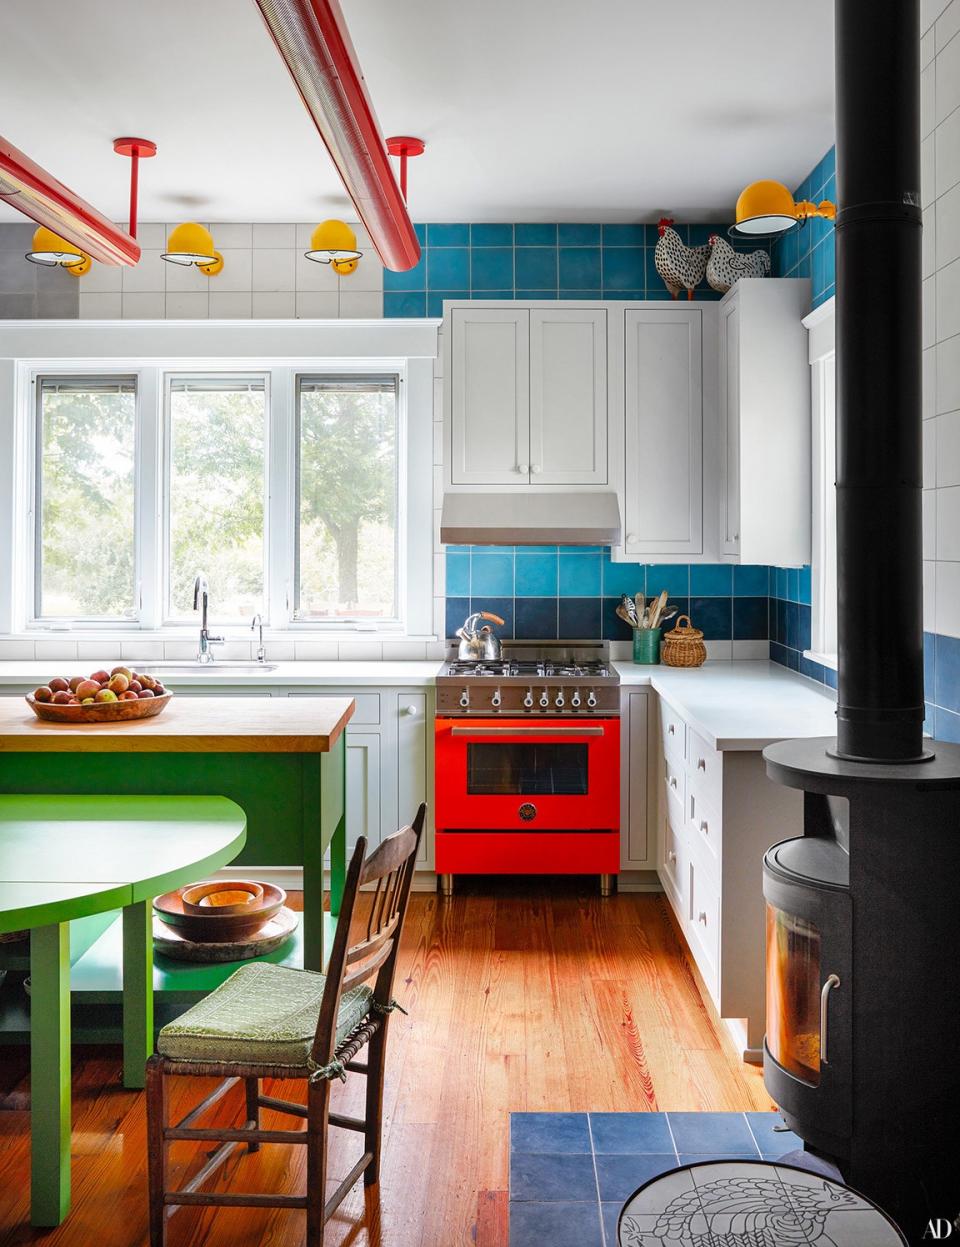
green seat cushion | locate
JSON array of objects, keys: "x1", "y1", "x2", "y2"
[{"x1": 157, "y1": 961, "x2": 372, "y2": 1069}]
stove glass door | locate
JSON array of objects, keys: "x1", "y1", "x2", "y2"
[
  {"x1": 467, "y1": 742, "x2": 588, "y2": 795},
  {"x1": 766, "y1": 903, "x2": 822, "y2": 1085}
]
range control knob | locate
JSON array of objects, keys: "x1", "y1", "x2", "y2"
[
  {"x1": 554, "y1": 689, "x2": 565, "y2": 709},
  {"x1": 587, "y1": 689, "x2": 598, "y2": 708},
  {"x1": 491, "y1": 688, "x2": 502, "y2": 709},
  {"x1": 570, "y1": 689, "x2": 582, "y2": 709},
  {"x1": 539, "y1": 689, "x2": 550, "y2": 708},
  {"x1": 523, "y1": 688, "x2": 534, "y2": 709},
  {"x1": 459, "y1": 689, "x2": 470, "y2": 709}
]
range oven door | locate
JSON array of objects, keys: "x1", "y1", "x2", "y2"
[{"x1": 435, "y1": 717, "x2": 620, "y2": 831}]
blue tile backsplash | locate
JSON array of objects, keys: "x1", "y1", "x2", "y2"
[
  {"x1": 386, "y1": 223, "x2": 772, "y2": 315},
  {"x1": 771, "y1": 146, "x2": 836, "y2": 310}
]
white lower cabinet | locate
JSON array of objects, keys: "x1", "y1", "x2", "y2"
[
  {"x1": 344, "y1": 729, "x2": 382, "y2": 857},
  {"x1": 619, "y1": 689, "x2": 654, "y2": 868},
  {"x1": 654, "y1": 694, "x2": 803, "y2": 1059}
]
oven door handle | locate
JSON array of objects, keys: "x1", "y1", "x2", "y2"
[{"x1": 449, "y1": 726, "x2": 606, "y2": 737}]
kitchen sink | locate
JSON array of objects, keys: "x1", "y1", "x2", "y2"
[{"x1": 125, "y1": 661, "x2": 279, "y2": 675}]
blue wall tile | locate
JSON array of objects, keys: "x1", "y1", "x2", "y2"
[
  {"x1": 602, "y1": 247, "x2": 645, "y2": 291},
  {"x1": 515, "y1": 223, "x2": 557, "y2": 246},
  {"x1": 383, "y1": 291, "x2": 426, "y2": 318},
  {"x1": 734, "y1": 564, "x2": 769, "y2": 596},
  {"x1": 559, "y1": 598, "x2": 601, "y2": 639},
  {"x1": 559, "y1": 248, "x2": 601, "y2": 289},
  {"x1": 690, "y1": 564, "x2": 733, "y2": 596},
  {"x1": 426, "y1": 223, "x2": 469, "y2": 246},
  {"x1": 558, "y1": 551, "x2": 601, "y2": 596},
  {"x1": 733, "y1": 597, "x2": 768, "y2": 640},
  {"x1": 515, "y1": 597, "x2": 558, "y2": 639},
  {"x1": 470, "y1": 596, "x2": 514, "y2": 638},
  {"x1": 515, "y1": 247, "x2": 558, "y2": 290},
  {"x1": 428, "y1": 247, "x2": 469, "y2": 289},
  {"x1": 558, "y1": 223, "x2": 601, "y2": 246},
  {"x1": 471, "y1": 550, "x2": 514, "y2": 596},
  {"x1": 471, "y1": 223, "x2": 513, "y2": 247},
  {"x1": 646, "y1": 565, "x2": 690, "y2": 598},
  {"x1": 471, "y1": 247, "x2": 514, "y2": 290},
  {"x1": 446, "y1": 552, "x2": 470, "y2": 596},
  {"x1": 515, "y1": 551, "x2": 559, "y2": 597},
  {"x1": 602, "y1": 224, "x2": 648, "y2": 246},
  {"x1": 602, "y1": 555, "x2": 645, "y2": 597},
  {"x1": 427, "y1": 290, "x2": 468, "y2": 318},
  {"x1": 690, "y1": 596, "x2": 733, "y2": 639}
]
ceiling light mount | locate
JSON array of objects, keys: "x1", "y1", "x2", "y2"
[
  {"x1": 112, "y1": 137, "x2": 157, "y2": 240},
  {"x1": 385, "y1": 136, "x2": 425, "y2": 202},
  {"x1": 161, "y1": 221, "x2": 223, "y2": 275}
]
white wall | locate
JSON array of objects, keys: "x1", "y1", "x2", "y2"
[{"x1": 922, "y1": 0, "x2": 960, "y2": 637}]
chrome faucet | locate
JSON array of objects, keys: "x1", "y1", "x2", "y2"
[
  {"x1": 251, "y1": 613, "x2": 266, "y2": 663},
  {"x1": 193, "y1": 573, "x2": 224, "y2": 663}
]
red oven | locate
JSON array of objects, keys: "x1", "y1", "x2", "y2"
[{"x1": 434, "y1": 716, "x2": 621, "y2": 886}]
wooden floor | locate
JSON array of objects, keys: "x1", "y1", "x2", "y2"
[{"x1": 0, "y1": 880, "x2": 771, "y2": 1247}]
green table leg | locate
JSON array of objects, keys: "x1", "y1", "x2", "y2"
[
  {"x1": 328, "y1": 737, "x2": 347, "y2": 917},
  {"x1": 122, "y1": 900, "x2": 153, "y2": 1089},
  {"x1": 30, "y1": 922, "x2": 71, "y2": 1226}
]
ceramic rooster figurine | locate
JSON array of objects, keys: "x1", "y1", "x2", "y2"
[
  {"x1": 706, "y1": 233, "x2": 771, "y2": 293},
  {"x1": 654, "y1": 218, "x2": 710, "y2": 299}
]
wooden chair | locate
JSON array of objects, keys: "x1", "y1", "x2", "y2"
[{"x1": 145, "y1": 803, "x2": 426, "y2": 1246}]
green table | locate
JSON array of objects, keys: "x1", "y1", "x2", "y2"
[{"x1": 0, "y1": 794, "x2": 247, "y2": 1227}]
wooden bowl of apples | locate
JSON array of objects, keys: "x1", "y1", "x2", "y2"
[{"x1": 26, "y1": 667, "x2": 173, "y2": 723}]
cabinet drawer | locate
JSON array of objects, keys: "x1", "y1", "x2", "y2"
[
  {"x1": 686, "y1": 843, "x2": 720, "y2": 997},
  {"x1": 687, "y1": 780, "x2": 721, "y2": 874},
  {"x1": 686, "y1": 726, "x2": 722, "y2": 809},
  {"x1": 661, "y1": 788, "x2": 686, "y2": 905},
  {"x1": 660, "y1": 703, "x2": 686, "y2": 764},
  {"x1": 663, "y1": 753, "x2": 684, "y2": 806},
  {"x1": 287, "y1": 690, "x2": 381, "y2": 724}
]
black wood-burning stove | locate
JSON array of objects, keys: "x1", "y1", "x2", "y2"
[{"x1": 761, "y1": 1, "x2": 960, "y2": 1238}]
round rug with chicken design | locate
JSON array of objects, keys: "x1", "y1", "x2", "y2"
[{"x1": 617, "y1": 1160, "x2": 906, "y2": 1247}]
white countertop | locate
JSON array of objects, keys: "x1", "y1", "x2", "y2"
[
  {"x1": 614, "y1": 660, "x2": 838, "y2": 751},
  {"x1": 0, "y1": 661, "x2": 444, "y2": 688}
]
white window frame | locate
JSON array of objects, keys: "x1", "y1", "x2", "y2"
[
  {"x1": 804, "y1": 297, "x2": 838, "y2": 671},
  {"x1": 1, "y1": 319, "x2": 438, "y2": 640}
]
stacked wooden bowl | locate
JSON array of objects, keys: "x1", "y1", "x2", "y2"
[{"x1": 153, "y1": 880, "x2": 297, "y2": 962}]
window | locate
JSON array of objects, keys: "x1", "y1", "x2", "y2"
[
  {"x1": 166, "y1": 377, "x2": 267, "y2": 622},
  {"x1": 295, "y1": 376, "x2": 399, "y2": 622},
  {"x1": 809, "y1": 346, "x2": 838, "y2": 667},
  {"x1": 34, "y1": 377, "x2": 138, "y2": 621}
]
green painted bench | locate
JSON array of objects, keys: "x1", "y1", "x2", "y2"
[{"x1": 0, "y1": 794, "x2": 247, "y2": 1228}]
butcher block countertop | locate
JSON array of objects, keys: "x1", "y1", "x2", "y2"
[{"x1": 0, "y1": 694, "x2": 355, "y2": 753}]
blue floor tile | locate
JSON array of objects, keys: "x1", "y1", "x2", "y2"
[
  {"x1": 510, "y1": 1152, "x2": 598, "y2": 1202},
  {"x1": 600, "y1": 1201, "x2": 622, "y2": 1247},
  {"x1": 594, "y1": 1154, "x2": 678, "y2": 1203},
  {"x1": 510, "y1": 1201, "x2": 604, "y2": 1247},
  {"x1": 745, "y1": 1112, "x2": 804, "y2": 1158},
  {"x1": 589, "y1": 1112, "x2": 675, "y2": 1155},
  {"x1": 666, "y1": 1111, "x2": 758, "y2": 1155},
  {"x1": 512, "y1": 1112, "x2": 591, "y2": 1154},
  {"x1": 677, "y1": 1152, "x2": 759, "y2": 1165}
]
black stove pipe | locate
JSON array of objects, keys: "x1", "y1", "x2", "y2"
[{"x1": 833, "y1": 0, "x2": 929, "y2": 763}]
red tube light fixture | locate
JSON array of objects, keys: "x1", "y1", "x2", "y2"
[
  {"x1": 0, "y1": 134, "x2": 140, "y2": 266},
  {"x1": 253, "y1": 0, "x2": 421, "y2": 272}
]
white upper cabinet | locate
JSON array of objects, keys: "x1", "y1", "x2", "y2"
[
  {"x1": 450, "y1": 307, "x2": 530, "y2": 484},
  {"x1": 529, "y1": 308, "x2": 608, "y2": 484},
  {"x1": 718, "y1": 279, "x2": 811, "y2": 565},
  {"x1": 448, "y1": 305, "x2": 607, "y2": 486},
  {"x1": 622, "y1": 307, "x2": 704, "y2": 557}
]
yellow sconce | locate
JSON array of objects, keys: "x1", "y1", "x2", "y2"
[
  {"x1": 25, "y1": 226, "x2": 91, "y2": 276},
  {"x1": 161, "y1": 222, "x2": 223, "y2": 275},
  {"x1": 305, "y1": 219, "x2": 362, "y2": 275},
  {"x1": 730, "y1": 179, "x2": 836, "y2": 238}
]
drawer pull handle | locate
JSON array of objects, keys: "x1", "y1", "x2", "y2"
[
  {"x1": 700, "y1": 820, "x2": 708, "y2": 834},
  {"x1": 698, "y1": 910, "x2": 707, "y2": 925},
  {"x1": 669, "y1": 776, "x2": 678, "y2": 789},
  {"x1": 668, "y1": 724, "x2": 675, "y2": 735},
  {"x1": 697, "y1": 758, "x2": 706, "y2": 771},
  {"x1": 668, "y1": 850, "x2": 677, "y2": 863},
  {"x1": 820, "y1": 973, "x2": 841, "y2": 1064}
]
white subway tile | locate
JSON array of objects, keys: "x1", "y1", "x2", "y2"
[
  {"x1": 732, "y1": 640, "x2": 770, "y2": 661},
  {"x1": 924, "y1": 345, "x2": 937, "y2": 420},
  {"x1": 937, "y1": 0, "x2": 960, "y2": 48},
  {"x1": 260, "y1": 640, "x2": 295, "y2": 661},
  {"x1": 425, "y1": 640, "x2": 446, "y2": 660},
  {"x1": 923, "y1": 26, "x2": 937, "y2": 68},
  {"x1": 162, "y1": 640, "x2": 198, "y2": 659},
  {"x1": 937, "y1": 105, "x2": 960, "y2": 197},
  {"x1": 251, "y1": 248, "x2": 296, "y2": 292},
  {"x1": 252, "y1": 291, "x2": 295, "y2": 318},
  {"x1": 0, "y1": 639, "x2": 35, "y2": 659},
  {"x1": 133, "y1": 223, "x2": 167, "y2": 250},
  {"x1": 924, "y1": 274, "x2": 937, "y2": 348},
  {"x1": 209, "y1": 223, "x2": 253, "y2": 249},
  {"x1": 295, "y1": 222, "x2": 317, "y2": 250},
  {"x1": 937, "y1": 181, "x2": 960, "y2": 269},
  {"x1": 937, "y1": 257, "x2": 960, "y2": 341},
  {"x1": 76, "y1": 641, "x2": 122, "y2": 662},
  {"x1": 938, "y1": 332, "x2": 960, "y2": 412},
  {"x1": 924, "y1": 415, "x2": 937, "y2": 486},
  {"x1": 337, "y1": 641, "x2": 383, "y2": 661},
  {"x1": 922, "y1": 61, "x2": 936, "y2": 138},
  {"x1": 166, "y1": 291, "x2": 209, "y2": 318},
  {"x1": 213, "y1": 249, "x2": 253, "y2": 293},
  {"x1": 295, "y1": 291, "x2": 339, "y2": 318},
  {"x1": 209, "y1": 290, "x2": 253, "y2": 319},
  {"x1": 925, "y1": 209, "x2": 937, "y2": 279},
  {"x1": 122, "y1": 292, "x2": 165, "y2": 318},
  {"x1": 252, "y1": 223, "x2": 296, "y2": 248},
  {"x1": 338, "y1": 290, "x2": 382, "y2": 318},
  {"x1": 937, "y1": 410, "x2": 960, "y2": 484},
  {"x1": 925, "y1": 487, "x2": 939, "y2": 558},
  {"x1": 382, "y1": 641, "x2": 428, "y2": 660},
  {"x1": 704, "y1": 640, "x2": 733, "y2": 661},
  {"x1": 294, "y1": 641, "x2": 339, "y2": 660},
  {"x1": 936, "y1": 26, "x2": 960, "y2": 124},
  {"x1": 433, "y1": 420, "x2": 443, "y2": 466},
  {"x1": 82, "y1": 261, "x2": 123, "y2": 293},
  {"x1": 925, "y1": 559, "x2": 937, "y2": 628},
  {"x1": 922, "y1": 134, "x2": 936, "y2": 209},
  {"x1": 80, "y1": 292, "x2": 122, "y2": 319},
  {"x1": 923, "y1": 0, "x2": 952, "y2": 34},
  {"x1": 32, "y1": 640, "x2": 79, "y2": 662},
  {"x1": 295, "y1": 250, "x2": 339, "y2": 292},
  {"x1": 219, "y1": 641, "x2": 253, "y2": 661},
  {"x1": 937, "y1": 486, "x2": 960, "y2": 558},
  {"x1": 341, "y1": 256, "x2": 383, "y2": 294},
  {"x1": 122, "y1": 250, "x2": 165, "y2": 293},
  {"x1": 121, "y1": 640, "x2": 164, "y2": 661},
  {"x1": 164, "y1": 256, "x2": 210, "y2": 292},
  {"x1": 936, "y1": 559, "x2": 960, "y2": 634}
]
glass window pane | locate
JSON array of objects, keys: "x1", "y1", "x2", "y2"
[
  {"x1": 766, "y1": 903, "x2": 823, "y2": 1085},
  {"x1": 167, "y1": 380, "x2": 266, "y2": 620},
  {"x1": 37, "y1": 378, "x2": 136, "y2": 619},
  {"x1": 467, "y1": 743, "x2": 589, "y2": 795},
  {"x1": 296, "y1": 377, "x2": 398, "y2": 621}
]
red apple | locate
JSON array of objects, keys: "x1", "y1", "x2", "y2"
[
  {"x1": 137, "y1": 688, "x2": 155, "y2": 699},
  {"x1": 52, "y1": 690, "x2": 73, "y2": 704},
  {"x1": 48, "y1": 676, "x2": 69, "y2": 693},
  {"x1": 33, "y1": 686, "x2": 53, "y2": 703},
  {"x1": 94, "y1": 689, "x2": 118, "y2": 703},
  {"x1": 108, "y1": 673, "x2": 129, "y2": 694},
  {"x1": 90, "y1": 670, "x2": 110, "y2": 685},
  {"x1": 110, "y1": 666, "x2": 132, "y2": 680},
  {"x1": 75, "y1": 679, "x2": 99, "y2": 701},
  {"x1": 119, "y1": 690, "x2": 138, "y2": 701},
  {"x1": 128, "y1": 679, "x2": 142, "y2": 693},
  {"x1": 68, "y1": 675, "x2": 84, "y2": 692}
]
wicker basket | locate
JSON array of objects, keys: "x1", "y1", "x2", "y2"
[{"x1": 661, "y1": 615, "x2": 707, "y2": 668}]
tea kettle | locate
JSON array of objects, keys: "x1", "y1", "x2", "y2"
[{"x1": 456, "y1": 610, "x2": 505, "y2": 662}]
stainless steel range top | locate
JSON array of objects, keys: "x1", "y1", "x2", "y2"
[{"x1": 437, "y1": 640, "x2": 620, "y2": 716}]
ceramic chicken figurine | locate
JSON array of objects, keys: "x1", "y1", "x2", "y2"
[
  {"x1": 706, "y1": 233, "x2": 771, "y2": 293},
  {"x1": 654, "y1": 217, "x2": 710, "y2": 299}
]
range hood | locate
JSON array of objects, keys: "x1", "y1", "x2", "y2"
[{"x1": 440, "y1": 491, "x2": 621, "y2": 546}]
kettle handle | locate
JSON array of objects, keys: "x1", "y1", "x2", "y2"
[{"x1": 478, "y1": 611, "x2": 505, "y2": 626}]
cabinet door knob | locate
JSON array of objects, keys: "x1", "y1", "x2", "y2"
[
  {"x1": 627, "y1": 534, "x2": 639, "y2": 544},
  {"x1": 518, "y1": 463, "x2": 529, "y2": 474},
  {"x1": 698, "y1": 910, "x2": 708, "y2": 925},
  {"x1": 668, "y1": 724, "x2": 675, "y2": 735},
  {"x1": 531, "y1": 464, "x2": 542, "y2": 474},
  {"x1": 668, "y1": 850, "x2": 677, "y2": 863},
  {"x1": 669, "y1": 776, "x2": 678, "y2": 789},
  {"x1": 698, "y1": 758, "x2": 706, "y2": 771},
  {"x1": 403, "y1": 704, "x2": 418, "y2": 716}
]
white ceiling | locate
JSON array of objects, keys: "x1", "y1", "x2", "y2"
[{"x1": 0, "y1": 0, "x2": 835, "y2": 227}]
